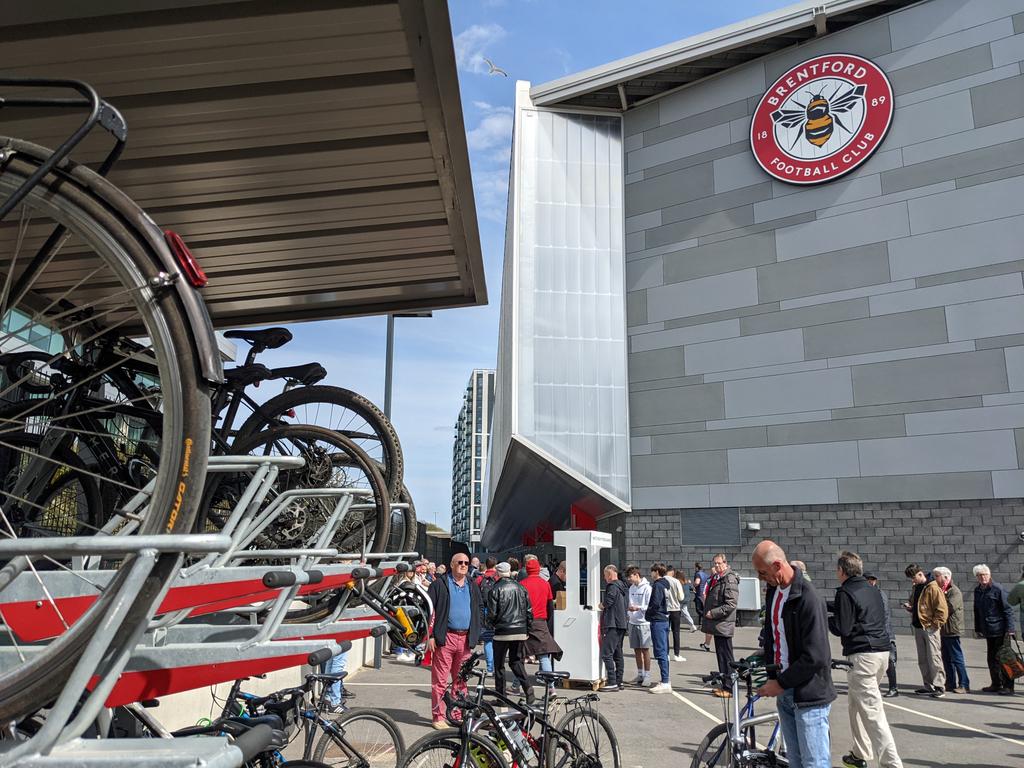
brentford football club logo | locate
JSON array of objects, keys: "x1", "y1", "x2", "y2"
[{"x1": 750, "y1": 53, "x2": 894, "y2": 185}]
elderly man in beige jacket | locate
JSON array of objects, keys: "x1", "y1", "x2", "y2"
[{"x1": 902, "y1": 563, "x2": 948, "y2": 696}]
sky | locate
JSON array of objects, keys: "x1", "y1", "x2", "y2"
[{"x1": 273, "y1": 0, "x2": 796, "y2": 530}]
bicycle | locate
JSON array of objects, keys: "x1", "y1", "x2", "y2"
[
  {"x1": 218, "y1": 670, "x2": 404, "y2": 767},
  {"x1": 401, "y1": 652, "x2": 620, "y2": 768},
  {"x1": 691, "y1": 657, "x2": 854, "y2": 767},
  {"x1": 691, "y1": 657, "x2": 786, "y2": 768},
  {"x1": 0, "y1": 77, "x2": 215, "y2": 726}
]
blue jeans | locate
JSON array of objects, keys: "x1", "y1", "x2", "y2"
[
  {"x1": 777, "y1": 688, "x2": 831, "y2": 768},
  {"x1": 321, "y1": 650, "x2": 348, "y2": 706},
  {"x1": 941, "y1": 636, "x2": 970, "y2": 690},
  {"x1": 482, "y1": 633, "x2": 494, "y2": 673},
  {"x1": 650, "y1": 619, "x2": 670, "y2": 684}
]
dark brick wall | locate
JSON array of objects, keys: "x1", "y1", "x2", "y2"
[{"x1": 622, "y1": 499, "x2": 1024, "y2": 634}]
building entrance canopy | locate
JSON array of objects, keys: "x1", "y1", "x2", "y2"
[{"x1": 1, "y1": 0, "x2": 486, "y2": 327}]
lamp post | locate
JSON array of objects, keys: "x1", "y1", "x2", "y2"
[{"x1": 383, "y1": 311, "x2": 432, "y2": 420}]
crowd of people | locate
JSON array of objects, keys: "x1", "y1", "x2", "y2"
[{"x1": 417, "y1": 547, "x2": 1023, "y2": 767}]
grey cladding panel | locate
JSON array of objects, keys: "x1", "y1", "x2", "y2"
[
  {"x1": 972, "y1": 72, "x2": 1024, "y2": 128},
  {"x1": 888, "y1": 44, "x2": 994, "y2": 96},
  {"x1": 802, "y1": 307, "x2": 949, "y2": 360},
  {"x1": 881, "y1": 137, "x2": 1024, "y2": 195},
  {"x1": 680, "y1": 508, "x2": 741, "y2": 546},
  {"x1": 663, "y1": 232, "x2": 776, "y2": 284},
  {"x1": 627, "y1": 291, "x2": 647, "y2": 327},
  {"x1": 626, "y1": 162, "x2": 715, "y2": 217},
  {"x1": 767, "y1": 415, "x2": 906, "y2": 446},
  {"x1": 838, "y1": 472, "x2": 994, "y2": 502},
  {"x1": 629, "y1": 348, "x2": 685, "y2": 382},
  {"x1": 643, "y1": 99, "x2": 748, "y2": 147},
  {"x1": 662, "y1": 183, "x2": 773, "y2": 227},
  {"x1": 625, "y1": 101, "x2": 660, "y2": 136},
  {"x1": 646, "y1": 206, "x2": 756, "y2": 248},
  {"x1": 631, "y1": 451, "x2": 728, "y2": 486},
  {"x1": 740, "y1": 298, "x2": 870, "y2": 335},
  {"x1": 851, "y1": 349, "x2": 1009, "y2": 406},
  {"x1": 652, "y1": 426, "x2": 767, "y2": 454},
  {"x1": 630, "y1": 383, "x2": 726, "y2": 427},
  {"x1": 756, "y1": 243, "x2": 891, "y2": 304}
]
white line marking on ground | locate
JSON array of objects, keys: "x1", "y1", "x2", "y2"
[
  {"x1": 883, "y1": 700, "x2": 1024, "y2": 747},
  {"x1": 669, "y1": 687, "x2": 724, "y2": 725}
]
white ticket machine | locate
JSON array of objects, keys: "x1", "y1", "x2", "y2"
[{"x1": 552, "y1": 530, "x2": 612, "y2": 684}]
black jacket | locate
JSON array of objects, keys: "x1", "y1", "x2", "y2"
[
  {"x1": 974, "y1": 581, "x2": 1016, "y2": 638},
  {"x1": 829, "y1": 575, "x2": 891, "y2": 656},
  {"x1": 487, "y1": 577, "x2": 533, "y2": 637},
  {"x1": 602, "y1": 579, "x2": 629, "y2": 630},
  {"x1": 762, "y1": 571, "x2": 836, "y2": 707},
  {"x1": 645, "y1": 577, "x2": 669, "y2": 623},
  {"x1": 428, "y1": 575, "x2": 482, "y2": 647}
]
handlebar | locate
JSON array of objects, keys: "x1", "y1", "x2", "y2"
[{"x1": 458, "y1": 651, "x2": 484, "y2": 682}]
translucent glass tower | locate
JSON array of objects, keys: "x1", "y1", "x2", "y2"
[{"x1": 485, "y1": 82, "x2": 630, "y2": 550}]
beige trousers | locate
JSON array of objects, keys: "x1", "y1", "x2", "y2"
[
  {"x1": 913, "y1": 626, "x2": 945, "y2": 689},
  {"x1": 849, "y1": 651, "x2": 903, "y2": 768}
]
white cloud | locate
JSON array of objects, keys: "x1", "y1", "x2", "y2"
[
  {"x1": 467, "y1": 109, "x2": 512, "y2": 152},
  {"x1": 454, "y1": 23, "x2": 507, "y2": 75}
]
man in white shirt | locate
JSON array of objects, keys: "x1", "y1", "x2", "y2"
[
  {"x1": 752, "y1": 541, "x2": 836, "y2": 768},
  {"x1": 626, "y1": 566, "x2": 652, "y2": 686}
]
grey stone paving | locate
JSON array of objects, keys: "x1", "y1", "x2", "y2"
[{"x1": 337, "y1": 627, "x2": 1023, "y2": 767}]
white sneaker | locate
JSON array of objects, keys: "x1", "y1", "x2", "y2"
[
  {"x1": 642, "y1": 673, "x2": 652, "y2": 686},
  {"x1": 673, "y1": 655, "x2": 687, "y2": 662},
  {"x1": 649, "y1": 682, "x2": 672, "y2": 694}
]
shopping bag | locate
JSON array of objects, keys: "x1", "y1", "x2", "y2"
[{"x1": 996, "y1": 633, "x2": 1024, "y2": 680}]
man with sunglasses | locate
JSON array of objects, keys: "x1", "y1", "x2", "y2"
[{"x1": 427, "y1": 551, "x2": 483, "y2": 729}]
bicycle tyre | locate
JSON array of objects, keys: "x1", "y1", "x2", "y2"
[
  {"x1": 312, "y1": 707, "x2": 405, "y2": 767},
  {"x1": 547, "y1": 709, "x2": 621, "y2": 768},
  {"x1": 399, "y1": 729, "x2": 509, "y2": 768},
  {"x1": 390, "y1": 483, "x2": 417, "y2": 553},
  {"x1": 0, "y1": 141, "x2": 210, "y2": 723},
  {"x1": 691, "y1": 723, "x2": 731, "y2": 767},
  {"x1": 223, "y1": 424, "x2": 390, "y2": 554},
  {"x1": 236, "y1": 385, "x2": 403, "y2": 500}
]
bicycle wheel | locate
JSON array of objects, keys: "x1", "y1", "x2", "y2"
[
  {"x1": 220, "y1": 424, "x2": 390, "y2": 553},
  {"x1": 0, "y1": 429, "x2": 103, "y2": 537},
  {"x1": 0, "y1": 140, "x2": 209, "y2": 722},
  {"x1": 236, "y1": 385, "x2": 403, "y2": 500},
  {"x1": 546, "y1": 709, "x2": 621, "y2": 768},
  {"x1": 691, "y1": 723, "x2": 731, "y2": 767},
  {"x1": 313, "y1": 708, "x2": 404, "y2": 767},
  {"x1": 400, "y1": 730, "x2": 509, "y2": 768}
]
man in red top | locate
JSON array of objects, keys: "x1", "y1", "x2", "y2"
[{"x1": 522, "y1": 557, "x2": 562, "y2": 697}]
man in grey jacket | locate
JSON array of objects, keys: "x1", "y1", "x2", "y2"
[
  {"x1": 934, "y1": 567, "x2": 969, "y2": 693},
  {"x1": 703, "y1": 553, "x2": 740, "y2": 698}
]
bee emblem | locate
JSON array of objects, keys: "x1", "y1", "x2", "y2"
[{"x1": 770, "y1": 84, "x2": 866, "y2": 151}]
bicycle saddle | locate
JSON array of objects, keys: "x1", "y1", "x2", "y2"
[
  {"x1": 307, "y1": 671, "x2": 348, "y2": 683},
  {"x1": 224, "y1": 363, "x2": 273, "y2": 387},
  {"x1": 269, "y1": 362, "x2": 327, "y2": 386},
  {"x1": 535, "y1": 670, "x2": 570, "y2": 682},
  {"x1": 224, "y1": 327, "x2": 293, "y2": 351},
  {"x1": 172, "y1": 713, "x2": 284, "y2": 738}
]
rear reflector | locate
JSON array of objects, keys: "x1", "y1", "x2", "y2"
[{"x1": 164, "y1": 230, "x2": 208, "y2": 288}]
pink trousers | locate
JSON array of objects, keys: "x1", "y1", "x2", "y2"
[{"x1": 430, "y1": 630, "x2": 472, "y2": 721}]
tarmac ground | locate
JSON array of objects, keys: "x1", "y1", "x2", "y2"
[{"x1": 332, "y1": 626, "x2": 1023, "y2": 767}]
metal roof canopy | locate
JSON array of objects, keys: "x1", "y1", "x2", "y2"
[
  {"x1": 531, "y1": 0, "x2": 917, "y2": 110},
  {"x1": 0, "y1": 0, "x2": 486, "y2": 328}
]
